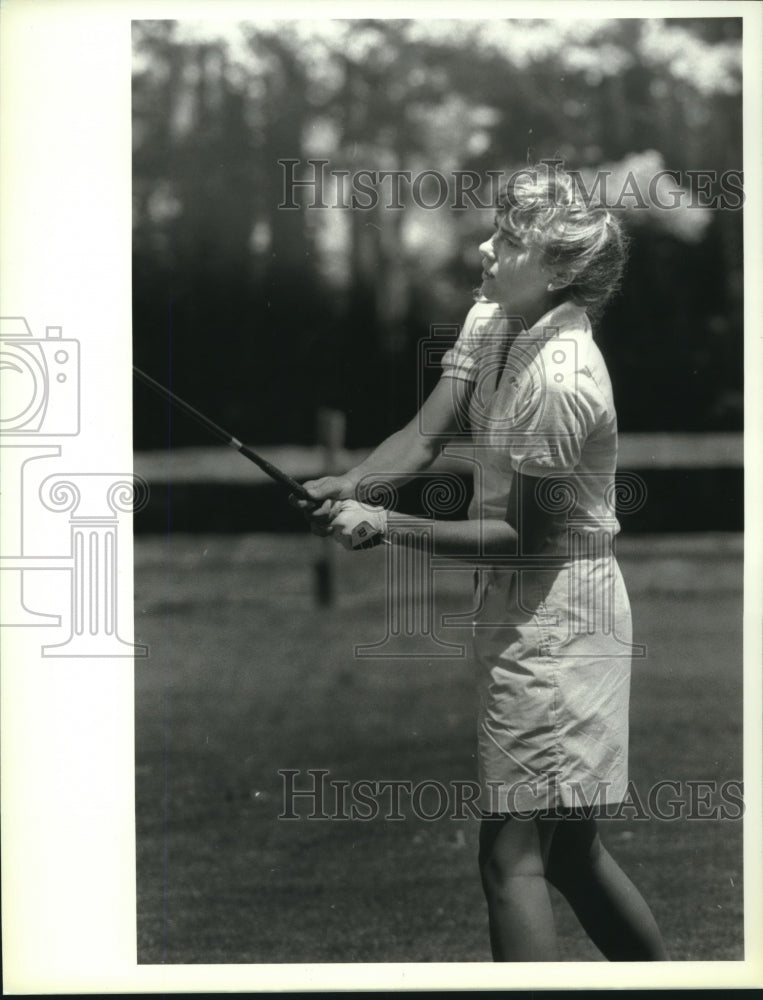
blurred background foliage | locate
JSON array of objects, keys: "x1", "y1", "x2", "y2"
[{"x1": 132, "y1": 18, "x2": 743, "y2": 448}]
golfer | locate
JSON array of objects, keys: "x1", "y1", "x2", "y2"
[{"x1": 296, "y1": 164, "x2": 667, "y2": 962}]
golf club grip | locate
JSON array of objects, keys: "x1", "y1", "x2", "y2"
[{"x1": 132, "y1": 366, "x2": 314, "y2": 503}]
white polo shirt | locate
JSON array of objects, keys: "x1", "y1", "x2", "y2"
[{"x1": 441, "y1": 299, "x2": 621, "y2": 543}]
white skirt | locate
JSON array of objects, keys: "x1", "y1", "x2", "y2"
[{"x1": 473, "y1": 550, "x2": 633, "y2": 814}]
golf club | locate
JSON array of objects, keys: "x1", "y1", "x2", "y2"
[{"x1": 133, "y1": 366, "x2": 382, "y2": 547}]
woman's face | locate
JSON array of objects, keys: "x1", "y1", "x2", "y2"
[{"x1": 478, "y1": 215, "x2": 555, "y2": 315}]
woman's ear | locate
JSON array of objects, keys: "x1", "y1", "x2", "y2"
[{"x1": 546, "y1": 274, "x2": 571, "y2": 292}]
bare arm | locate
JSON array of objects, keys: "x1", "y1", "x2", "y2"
[
  {"x1": 382, "y1": 469, "x2": 555, "y2": 558},
  {"x1": 386, "y1": 510, "x2": 516, "y2": 557},
  {"x1": 297, "y1": 375, "x2": 472, "y2": 509},
  {"x1": 345, "y1": 376, "x2": 470, "y2": 493}
]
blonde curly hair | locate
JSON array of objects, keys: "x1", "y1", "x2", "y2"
[{"x1": 498, "y1": 163, "x2": 629, "y2": 319}]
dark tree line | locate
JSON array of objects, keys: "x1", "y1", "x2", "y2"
[{"x1": 132, "y1": 18, "x2": 743, "y2": 449}]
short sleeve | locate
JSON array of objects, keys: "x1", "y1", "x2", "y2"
[
  {"x1": 507, "y1": 376, "x2": 601, "y2": 476},
  {"x1": 441, "y1": 301, "x2": 509, "y2": 382}
]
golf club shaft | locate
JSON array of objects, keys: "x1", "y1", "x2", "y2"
[{"x1": 133, "y1": 366, "x2": 315, "y2": 502}]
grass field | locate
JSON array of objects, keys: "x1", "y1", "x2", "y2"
[{"x1": 134, "y1": 532, "x2": 744, "y2": 964}]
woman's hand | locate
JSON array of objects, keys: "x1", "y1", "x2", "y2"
[
  {"x1": 328, "y1": 500, "x2": 388, "y2": 550},
  {"x1": 300, "y1": 475, "x2": 356, "y2": 503},
  {"x1": 289, "y1": 475, "x2": 356, "y2": 536}
]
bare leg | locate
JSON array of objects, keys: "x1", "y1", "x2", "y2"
[
  {"x1": 479, "y1": 814, "x2": 560, "y2": 961},
  {"x1": 545, "y1": 813, "x2": 668, "y2": 961}
]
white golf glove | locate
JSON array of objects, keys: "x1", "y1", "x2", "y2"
[{"x1": 329, "y1": 499, "x2": 388, "y2": 550}]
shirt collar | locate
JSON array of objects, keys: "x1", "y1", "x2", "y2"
[{"x1": 525, "y1": 300, "x2": 591, "y2": 341}]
